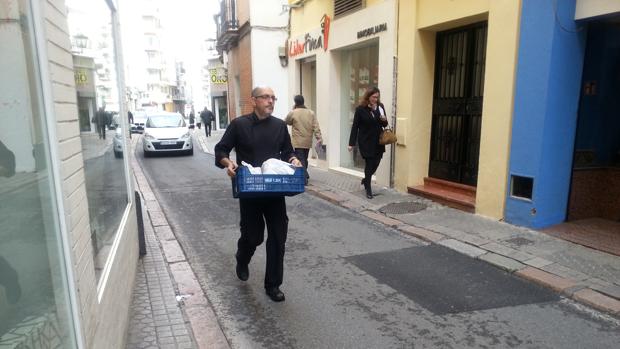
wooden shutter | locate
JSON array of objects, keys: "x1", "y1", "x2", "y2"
[{"x1": 334, "y1": 0, "x2": 363, "y2": 17}]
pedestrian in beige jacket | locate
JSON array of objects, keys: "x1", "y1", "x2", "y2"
[{"x1": 285, "y1": 95, "x2": 323, "y2": 185}]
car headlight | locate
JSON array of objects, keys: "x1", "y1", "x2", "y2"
[
  {"x1": 180, "y1": 132, "x2": 190, "y2": 139},
  {"x1": 144, "y1": 133, "x2": 155, "y2": 140}
]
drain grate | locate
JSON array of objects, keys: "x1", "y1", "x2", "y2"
[
  {"x1": 379, "y1": 202, "x2": 427, "y2": 214},
  {"x1": 504, "y1": 237, "x2": 535, "y2": 246}
]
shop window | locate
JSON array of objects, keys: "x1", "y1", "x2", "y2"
[
  {"x1": 340, "y1": 43, "x2": 379, "y2": 170},
  {"x1": 0, "y1": 0, "x2": 78, "y2": 346},
  {"x1": 67, "y1": 0, "x2": 130, "y2": 280}
]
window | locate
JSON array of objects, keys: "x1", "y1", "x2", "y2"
[
  {"x1": 340, "y1": 43, "x2": 379, "y2": 170},
  {"x1": 67, "y1": 0, "x2": 130, "y2": 280},
  {"x1": 0, "y1": 0, "x2": 78, "y2": 346}
]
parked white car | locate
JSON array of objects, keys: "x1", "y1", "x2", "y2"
[
  {"x1": 113, "y1": 127, "x2": 124, "y2": 158},
  {"x1": 142, "y1": 112, "x2": 193, "y2": 157}
]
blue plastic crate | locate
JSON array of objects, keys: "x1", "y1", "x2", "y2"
[{"x1": 232, "y1": 166, "x2": 305, "y2": 198}]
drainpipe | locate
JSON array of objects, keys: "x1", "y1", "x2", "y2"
[{"x1": 390, "y1": 56, "x2": 397, "y2": 188}]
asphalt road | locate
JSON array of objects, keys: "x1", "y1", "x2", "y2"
[{"x1": 137, "y1": 142, "x2": 620, "y2": 349}]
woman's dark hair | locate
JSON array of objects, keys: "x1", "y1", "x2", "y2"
[
  {"x1": 293, "y1": 95, "x2": 305, "y2": 108},
  {"x1": 359, "y1": 87, "x2": 380, "y2": 107}
]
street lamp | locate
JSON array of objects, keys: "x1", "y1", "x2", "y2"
[{"x1": 73, "y1": 34, "x2": 89, "y2": 54}]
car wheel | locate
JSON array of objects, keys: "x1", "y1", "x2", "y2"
[{"x1": 114, "y1": 150, "x2": 122, "y2": 158}]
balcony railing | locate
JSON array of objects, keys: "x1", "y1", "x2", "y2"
[{"x1": 215, "y1": 0, "x2": 239, "y2": 52}]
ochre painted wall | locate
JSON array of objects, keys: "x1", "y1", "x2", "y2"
[
  {"x1": 395, "y1": 0, "x2": 521, "y2": 220},
  {"x1": 289, "y1": 0, "x2": 332, "y2": 37}
]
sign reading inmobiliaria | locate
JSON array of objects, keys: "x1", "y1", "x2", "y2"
[{"x1": 288, "y1": 14, "x2": 331, "y2": 58}]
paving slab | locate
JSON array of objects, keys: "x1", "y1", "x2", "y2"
[
  {"x1": 479, "y1": 252, "x2": 526, "y2": 272},
  {"x1": 438, "y1": 239, "x2": 487, "y2": 258}
]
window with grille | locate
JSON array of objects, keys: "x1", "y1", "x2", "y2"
[{"x1": 334, "y1": 0, "x2": 363, "y2": 17}]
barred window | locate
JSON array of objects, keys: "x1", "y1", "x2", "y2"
[{"x1": 334, "y1": 0, "x2": 364, "y2": 18}]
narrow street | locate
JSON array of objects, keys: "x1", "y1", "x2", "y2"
[{"x1": 135, "y1": 141, "x2": 620, "y2": 349}]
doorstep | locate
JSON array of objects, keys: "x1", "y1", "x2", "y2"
[{"x1": 408, "y1": 177, "x2": 476, "y2": 213}]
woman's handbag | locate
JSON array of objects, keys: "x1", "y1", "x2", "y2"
[{"x1": 379, "y1": 128, "x2": 397, "y2": 145}]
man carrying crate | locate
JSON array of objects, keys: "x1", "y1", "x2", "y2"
[{"x1": 214, "y1": 86, "x2": 302, "y2": 302}]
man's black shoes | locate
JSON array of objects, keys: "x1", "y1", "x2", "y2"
[
  {"x1": 265, "y1": 287, "x2": 285, "y2": 302},
  {"x1": 236, "y1": 262, "x2": 249, "y2": 281}
]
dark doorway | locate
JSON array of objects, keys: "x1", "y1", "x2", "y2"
[{"x1": 429, "y1": 22, "x2": 487, "y2": 186}]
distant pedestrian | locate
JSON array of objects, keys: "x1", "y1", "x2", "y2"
[
  {"x1": 348, "y1": 86, "x2": 388, "y2": 199},
  {"x1": 285, "y1": 95, "x2": 322, "y2": 185},
  {"x1": 189, "y1": 109, "x2": 195, "y2": 129},
  {"x1": 93, "y1": 106, "x2": 107, "y2": 139},
  {"x1": 200, "y1": 107, "x2": 215, "y2": 137},
  {"x1": 128, "y1": 110, "x2": 134, "y2": 124},
  {"x1": 214, "y1": 86, "x2": 301, "y2": 302}
]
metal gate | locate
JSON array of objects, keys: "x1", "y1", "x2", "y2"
[{"x1": 429, "y1": 22, "x2": 487, "y2": 186}]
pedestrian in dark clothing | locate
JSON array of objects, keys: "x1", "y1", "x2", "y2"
[
  {"x1": 128, "y1": 110, "x2": 134, "y2": 124},
  {"x1": 200, "y1": 107, "x2": 215, "y2": 137},
  {"x1": 348, "y1": 87, "x2": 388, "y2": 199},
  {"x1": 189, "y1": 109, "x2": 195, "y2": 129},
  {"x1": 93, "y1": 107, "x2": 107, "y2": 139},
  {"x1": 214, "y1": 86, "x2": 301, "y2": 302}
]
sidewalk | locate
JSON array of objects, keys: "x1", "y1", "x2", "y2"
[
  {"x1": 194, "y1": 128, "x2": 620, "y2": 317},
  {"x1": 126, "y1": 136, "x2": 229, "y2": 349}
]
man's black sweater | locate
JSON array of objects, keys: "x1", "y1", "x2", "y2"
[{"x1": 215, "y1": 113, "x2": 296, "y2": 168}]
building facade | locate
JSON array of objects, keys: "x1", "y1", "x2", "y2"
[
  {"x1": 505, "y1": 0, "x2": 620, "y2": 228},
  {"x1": 215, "y1": 0, "x2": 291, "y2": 120},
  {"x1": 287, "y1": 0, "x2": 398, "y2": 185},
  {"x1": 1, "y1": 0, "x2": 139, "y2": 347}
]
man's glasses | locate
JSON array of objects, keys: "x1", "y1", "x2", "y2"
[{"x1": 254, "y1": 95, "x2": 278, "y2": 101}]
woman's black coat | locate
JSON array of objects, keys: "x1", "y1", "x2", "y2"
[{"x1": 348, "y1": 103, "x2": 389, "y2": 158}]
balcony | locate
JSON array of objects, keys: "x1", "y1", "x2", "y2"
[{"x1": 215, "y1": 0, "x2": 239, "y2": 52}]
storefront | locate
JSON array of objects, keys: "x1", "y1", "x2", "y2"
[
  {"x1": 287, "y1": 0, "x2": 397, "y2": 186},
  {"x1": 0, "y1": 0, "x2": 138, "y2": 347},
  {"x1": 208, "y1": 59, "x2": 229, "y2": 130}
]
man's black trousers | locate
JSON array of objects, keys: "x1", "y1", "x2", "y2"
[
  {"x1": 237, "y1": 196, "x2": 288, "y2": 289},
  {"x1": 295, "y1": 148, "x2": 310, "y2": 182},
  {"x1": 205, "y1": 123, "x2": 212, "y2": 137}
]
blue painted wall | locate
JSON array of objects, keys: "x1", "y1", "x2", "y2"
[
  {"x1": 504, "y1": 0, "x2": 587, "y2": 228},
  {"x1": 574, "y1": 22, "x2": 620, "y2": 168}
]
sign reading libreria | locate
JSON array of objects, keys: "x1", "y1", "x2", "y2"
[
  {"x1": 288, "y1": 15, "x2": 331, "y2": 58},
  {"x1": 357, "y1": 23, "x2": 387, "y2": 39}
]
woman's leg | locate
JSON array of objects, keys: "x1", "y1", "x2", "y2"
[{"x1": 363, "y1": 157, "x2": 376, "y2": 198}]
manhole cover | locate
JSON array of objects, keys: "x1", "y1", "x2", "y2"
[
  {"x1": 505, "y1": 237, "x2": 535, "y2": 246},
  {"x1": 379, "y1": 202, "x2": 427, "y2": 214}
]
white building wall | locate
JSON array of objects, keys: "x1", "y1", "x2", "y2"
[
  {"x1": 249, "y1": 0, "x2": 289, "y2": 119},
  {"x1": 251, "y1": 29, "x2": 290, "y2": 119},
  {"x1": 575, "y1": 0, "x2": 620, "y2": 19}
]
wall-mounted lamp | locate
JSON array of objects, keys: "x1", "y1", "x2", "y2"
[{"x1": 278, "y1": 46, "x2": 288, "y2": 67}]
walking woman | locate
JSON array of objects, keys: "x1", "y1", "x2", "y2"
[{"x1": 348, "y1": 87, "x2": 388, "y2": 199}]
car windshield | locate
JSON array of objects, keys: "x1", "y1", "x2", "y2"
[{"x1": 146, "y1": 114, "x2": 185, "y2": 128}]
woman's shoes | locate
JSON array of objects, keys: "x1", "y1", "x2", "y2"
[{"x1": 365, "y1": 185, "x2": 373, "y2": 199}]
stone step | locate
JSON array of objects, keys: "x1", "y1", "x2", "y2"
[{"x1": 408, "y1": 177, "x2": 476, "y2": 213}]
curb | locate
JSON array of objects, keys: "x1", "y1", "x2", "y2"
[{"x1": 304, "y1": 185, "x2": 620, "y2": 317}]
